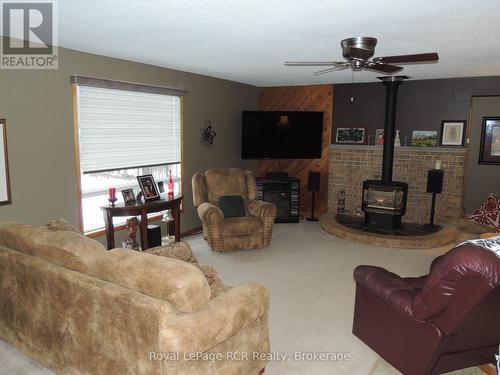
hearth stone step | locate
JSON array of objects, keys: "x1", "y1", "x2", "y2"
[{"x1": 320, "y1": 213, "x2": 458, "y2": 249}]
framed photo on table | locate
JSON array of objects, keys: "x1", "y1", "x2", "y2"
[
  {"x1": 335, "y1": 128, "x2": 365, "y2": 144},
  {"x1": 121, "y1": 188, "x2": 136, "y2": 204},
  {"x1": 137, "y1": 174, "x2": 160, "y2": 201},
  {"x1": 479, "y1": 117, "x2": 500, "y2": 165},
  {"x1": 440, "y1": 120, "x2": 466, "y2": 146}
]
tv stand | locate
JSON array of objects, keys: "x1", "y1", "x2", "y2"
[{"x1": 256, "y1": 177, "x2": 300, "y2": 223}]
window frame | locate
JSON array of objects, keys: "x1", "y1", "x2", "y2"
[{"x1": 71, "y1": 78, "x2": 185, "y2": 236}]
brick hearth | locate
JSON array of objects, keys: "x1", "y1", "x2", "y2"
[{"x1": 328, "y1": 145, "x2": 467, "y2": 225}]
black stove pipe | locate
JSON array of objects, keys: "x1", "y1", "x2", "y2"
[{"x1": 378, "y1": 76, "x2": 408, "y2": 183}]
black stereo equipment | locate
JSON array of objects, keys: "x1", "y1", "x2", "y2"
[
  {"x1": 427, "y1": 169, "x2": 444, "y2": 193},
  {"x1": 256, "y1": 177, "x2": 300, "y2": 223},
  {"x1": 265, "y1": 172, "x2": 289, "y2": 181}
]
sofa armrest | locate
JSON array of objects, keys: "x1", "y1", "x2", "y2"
[
  {"x1": 159, "y1": 282, "x2": 269, "y2": 355},
  {"x1": 354, "y1": 265, "x2": 421, "y2": 317}
]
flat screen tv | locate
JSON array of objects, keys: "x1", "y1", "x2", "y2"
[{"x1": 242, "y1": 111, "x2": 323, "y2": 159}]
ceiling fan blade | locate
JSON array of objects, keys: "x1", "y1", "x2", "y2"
[
  {"x1": 284, "y1": 61, "x2": 341, "y2": 66},
  {"x1": 313, "y1": 65, "x2": 349, "y2": 76},
  {"x1": 349, "y1": 46, "x2": 373, "y2": 60},
  {"x1": 366, "y1": 63, "x2": 403, "y2": 74},
  {"x1": 374, "y1": 53, "x2": 439, "y2": 64}
]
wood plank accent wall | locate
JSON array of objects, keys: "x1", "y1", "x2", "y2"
[{"x1": 257, "y1": 85, "x2": 334, "y2": 217}]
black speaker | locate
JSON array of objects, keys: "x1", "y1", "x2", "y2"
[
  {"x1": 147, "y1": 224, "x2": 162, "y2": 247},
  {"x1": 427, "y1": 169, "x2": 444, "y2": 193},
  {"x1": 308, "y1": 171, "x2": 320, "y2": 192}
]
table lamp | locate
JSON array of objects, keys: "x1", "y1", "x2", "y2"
[{"x1": 162, "y1": 209, "x2": 175, "y2": 245}]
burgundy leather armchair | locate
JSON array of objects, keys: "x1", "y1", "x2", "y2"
[{"x1": 353, "y1": 243, "x2": 500, "y2": 375}]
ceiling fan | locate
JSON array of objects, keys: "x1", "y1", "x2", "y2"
[{"x1": 284, "y1": 37, "x2": 439, "y2": 76}]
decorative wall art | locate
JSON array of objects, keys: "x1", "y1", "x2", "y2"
[
  {"x1": 201, "y1": 120, "x2": 216, "y2": 145},
  {"x1": 335, "y1": 127, "x2": 365, "y2": 144},
  {"x1": 479, "y1": 117, "x2": 500, "y2": 165},
  {"x1": 440, "y1": 120, "x2": 466, "y2": 146},
  {"x1": 411, "y1": 130, "x2": 438, "y2": 147}
]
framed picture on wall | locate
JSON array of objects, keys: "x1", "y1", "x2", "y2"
[
  {"x1": 411, "y1": 130, "x2": 438, "y2": 147},
  {"x1": 440, "y1": 120, "x2": 467, "y2": 146},
  {"x1": 335, "y1": 128, "x2": 365, "y2": 144},
  {"x1": 479, "y1": 117, "x2": 500, "y2": 165},
  {"x1": 0, "y1": 120, "x2": 11, "y2": 206}
]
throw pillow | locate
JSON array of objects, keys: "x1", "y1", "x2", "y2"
[
  {"x1": 468, "y1": 193, "x2": 500, "y2": 231},
  {"x1": 218, "y1": 195, "x2": 246, "y2": 218}
]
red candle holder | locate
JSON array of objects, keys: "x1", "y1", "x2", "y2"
[{"x1": 108, "y1": 188, "x2": 117, "y2": 206}]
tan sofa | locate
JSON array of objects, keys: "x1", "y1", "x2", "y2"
[
  {"x1": 0, "y1": 221, "x2": 270, "y2": 374},
  {"x1": 192, "y1": 168, "x2": 277, "y2": 252}
]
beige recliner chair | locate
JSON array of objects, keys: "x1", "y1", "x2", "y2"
[{"x1": 192, "y1": 168, "x2": 277, "y2": 252}]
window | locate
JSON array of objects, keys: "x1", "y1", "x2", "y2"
[{"x1": 72, "y1": 76, "x2": 186, "y2": 233}]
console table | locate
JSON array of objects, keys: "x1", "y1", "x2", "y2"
[{"x1": 101, "y1": 194, "x2": 183, "y2": 250}]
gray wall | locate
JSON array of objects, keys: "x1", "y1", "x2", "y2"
[
  {"x1": 0, "y1": 42, "x2": 257, "y2": 241},
  {"x1": 333, "y1": 76, "x2": 500, "y2": 212},
  {"x1": 465, "y1": 96, "x2": 500, "y2": 213},
  {"x1": 333, "y1": 76, "x2": 500, "y2": 145}
]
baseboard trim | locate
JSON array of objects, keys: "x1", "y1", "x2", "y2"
[{"x1": 181, "y1": 226, "x2": 202, "y2": 238}]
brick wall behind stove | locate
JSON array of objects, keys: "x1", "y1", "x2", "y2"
[{"x1": 328, "y1": 146, "x2": 467, "y2": 224}]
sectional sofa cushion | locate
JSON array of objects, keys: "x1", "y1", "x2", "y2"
[
  {"x1": 0, "y1": 221, "x2": 106, "y2": 273},
  {"x1": 90, "y1": 248, "x2": 211, "y2": 313}
]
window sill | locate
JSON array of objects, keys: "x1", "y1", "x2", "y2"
[{"x1": 85, "y1": 213, "x2": 164, "y2": 238}]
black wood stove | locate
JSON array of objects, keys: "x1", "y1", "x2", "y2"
[{"x1": 362, "y1": 76, "x2": 409, "y2": 229}]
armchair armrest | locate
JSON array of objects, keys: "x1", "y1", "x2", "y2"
[
  {"x1": 247, "y1": 200, "x2": 276, "y2": 219},
  {"x1": 197, "y1": 202, "x2": 224, "y2": 251},
  {"x1": 197, "y1": 202, "x2": 223, "y2": 223},
  {"x1": 354, "y1": 265, "x2": 423, "y2": 317},
  {"x1": 247, "y1": 200, "x2": 276, "y2": 246}
]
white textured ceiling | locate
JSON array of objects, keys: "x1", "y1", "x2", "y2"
[{"x1": 56, "y1": 0, "x2": 500, "y2": 86}]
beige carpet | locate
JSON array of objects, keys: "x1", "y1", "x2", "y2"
[{"x1": 0, "y1": 221, "x2": 494, "y2": 374}]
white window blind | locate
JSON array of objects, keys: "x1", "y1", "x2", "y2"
[{"x1": 76, "y1": 85, "x2": 181, "y2": 173}]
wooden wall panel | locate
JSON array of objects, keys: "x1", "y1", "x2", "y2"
[{"x1": 257, "y1": 85, "x2": 334, "y2": 217}]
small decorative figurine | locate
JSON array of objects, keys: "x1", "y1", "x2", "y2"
[
  {"x1": 125, "y1": 217, "x2": 140, "y2": 251},
  {"x1": 353, "y1": 207, "x2": 364, "y2": 218},
  {"x1": 394, "y1": 130, "x2": 401, "y2": 147}
]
